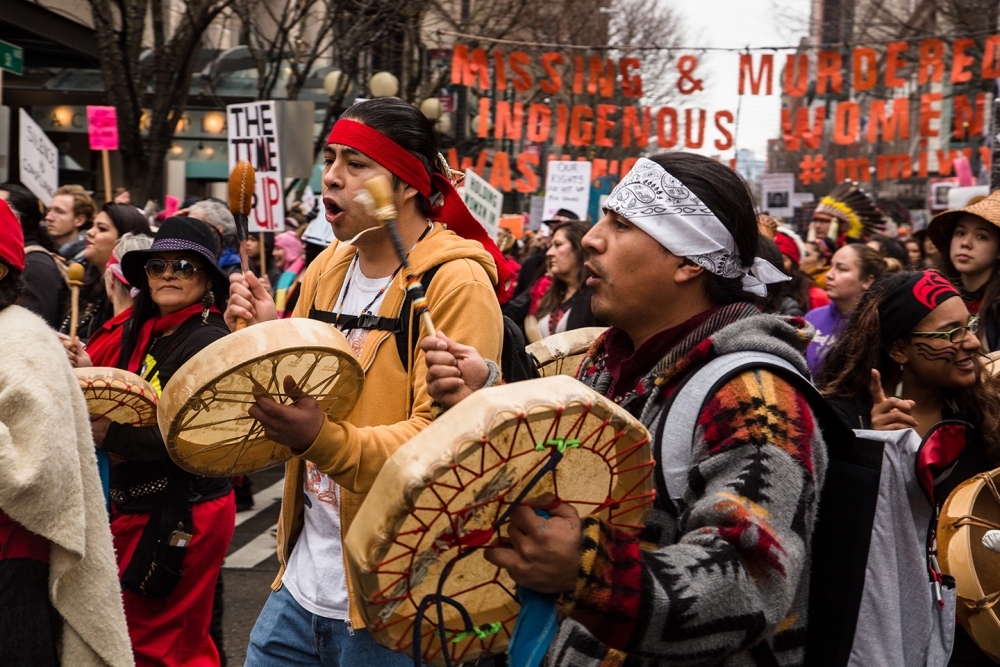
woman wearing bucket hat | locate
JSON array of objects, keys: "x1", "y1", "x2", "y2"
[
  {"x1": 928, "y1": 190, "x2": 1000, "y2": 351},
  {"x1": 93, "y1": 216, "x2": 235, "y2": 667}
]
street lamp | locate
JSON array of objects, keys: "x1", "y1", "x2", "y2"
[
  {"x1": 323, "y1": 70, "x2": 345, "y2": 97},
  {"x1": 369, "y1": 71, "x2": 399, "y2": 98},
  {"x1": 420, "y1": 97, "x2": 443, "y2": 121}
]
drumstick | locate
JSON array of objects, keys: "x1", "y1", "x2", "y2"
[
  {"x1": 363, "y1": 176, "x2": 436, "y2": 336},
  {"x1": 228, "y1": 161, "x2": 256, "y2": 331},
  {"x1": 67, "y1": 261, "x2": 85, "y2": 341}
]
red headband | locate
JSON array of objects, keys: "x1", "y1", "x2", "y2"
[{"x1": 326, "y1": 119, "x2": 512, "y2": 302}]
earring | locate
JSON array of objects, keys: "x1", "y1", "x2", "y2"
[
  {"x1": 895, "y1": 362, "x2": 905, "y2": 399},
  {"x1": 201, "y1": 288, "x2": 214, "y2": 324}
]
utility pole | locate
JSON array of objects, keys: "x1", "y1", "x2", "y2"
[{"x1": 454, "y1": 0, "x2": 471, "y2": 143}]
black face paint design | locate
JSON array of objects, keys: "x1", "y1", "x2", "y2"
[{"x1": 912, "y1": 340, "x2": 957, "y2": 362}]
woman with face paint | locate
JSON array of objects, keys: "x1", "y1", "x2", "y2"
[{"x1": 818, "y1": 270, "x2": 1000, "y2": 667}]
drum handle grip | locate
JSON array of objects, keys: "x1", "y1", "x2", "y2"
[{"x1": 234, "y1": 316, "x2": 248, "y2": 331}]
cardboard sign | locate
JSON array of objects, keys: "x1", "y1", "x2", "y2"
[
  {"x1": 86, "y1": 106, "x2": 119, "y2": 151},
  {"x1": 18, "y1": 109, "x2": 58, "y2": 202},
  {"x1": 227, "y1": 101, "x2": 284, "y2": 232},
  {"x1": 543, "y1": 161, "x2": 592, "y2": 221},
  {"x1": 761, "y1": 173, "x2": 795, "y2": 218},
  {"x1": 499, "y1": 215, "x2": 524, "y2": 239},
  {"x1": 459, "y1": 168, "x2": 503, "y2": 238}
]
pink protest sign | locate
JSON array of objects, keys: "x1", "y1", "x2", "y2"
[
  {"x1": 164, "y1": 195, "x2": 179, "y2": 218},
  {"x1": 87, "y1": 106, "x2": 119, "y2": 151}
]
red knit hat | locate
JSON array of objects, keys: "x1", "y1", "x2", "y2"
[
  {"x1": 0, "y1": 199, "x2": 25, "y2": 273},
  {"x1": 774, "y1": 230, "x2": 800, "y2": 266}
]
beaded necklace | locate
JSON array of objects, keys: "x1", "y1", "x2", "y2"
[{"x1": 331, "y1": 222, "x2": 432, "y2": 331}]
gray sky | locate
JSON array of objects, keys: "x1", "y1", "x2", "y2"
[{"x1": 669, "y1": 0, "x2": 810, "y2": 160}]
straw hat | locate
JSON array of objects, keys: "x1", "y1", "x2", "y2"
[{"x1": 927, "y1": 189, "x2": 1000, "y2": 252}]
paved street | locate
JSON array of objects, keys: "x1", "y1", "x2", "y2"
[{"x1": 220, "y1": 466, "x2": 284, "y2": 667}]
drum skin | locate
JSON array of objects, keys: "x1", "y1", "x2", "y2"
[
  {"x1": 75, "y1": 367, "x2": 158, "y2": 427},
  {"x1": 159, "y1": 319, "x2": 364, "y2": 477},
  {"x1": 938, "y1": 470, "x2": 1000, "y2": 662},
  {"x1": 526, "y1": 327, "x2": 606, "y2": 378},
  {"x1": 345, "y1": 375, "x2": 653, "y2": 666}
]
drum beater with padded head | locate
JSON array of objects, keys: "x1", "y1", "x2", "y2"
[
  {"x1": 362, "y1": 175, "x2": 436, "y2": 336},
  {"x1": 228, "y1": 160, "x2": 256, "y2": 331}
]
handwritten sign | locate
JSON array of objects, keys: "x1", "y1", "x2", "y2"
[
  {"x1": 86, "y1": 106, "x2": 119, "y2": 151},
  {"x1": 542, "y1": 161, "x2": 592, "y2": 221},
  {"x1": 19, "y1": 109, "x2": 58, "y2": 202},
  {"x1": 227, "y1": 101, "x2": 284, "y2": 232},
  {"x1": 459, "y1": 168, "x2": 503, "y2": 238}
]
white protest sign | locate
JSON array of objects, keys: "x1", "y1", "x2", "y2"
[
  {"x1": 459, "y1": 169, "x2": 503, "y2": 239},
  {"x1": 227, "y1": 101, "x2": 284, "y2": 232},
  {"x1": 761, "y1": 173, "x2": 795, "y2": 218},
  {"x1": 543, "y1": 161, "x2": 592, "y2": 221},
  {"x1": 528, "y1": 195, "x2": 545, "y2": 231},
  {"x1": 19, "y1": 109, "x2": 58, "y2": 202}
]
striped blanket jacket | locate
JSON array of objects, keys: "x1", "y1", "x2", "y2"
[{"x1": 543, "y1": 303, "x2": 828, "y2": 666}]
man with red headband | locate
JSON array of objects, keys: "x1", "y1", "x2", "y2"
[{"x1": 227, "y1": 97, "x2": 506, "y2": 665}]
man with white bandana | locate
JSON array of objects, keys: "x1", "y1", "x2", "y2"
[{"x1": 422, "y1": 152, "x2": 828, "y2": 665}]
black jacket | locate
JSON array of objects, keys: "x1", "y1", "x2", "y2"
[
  {"x1": 21, "y1": 246, "x2": 67, "y2": 329},
  {"x1": 104, "y1": 312, "x2": 232, "y2": 511},
  {"x1": 826, "y1": 391, "x2": 993, "y2": 665}
]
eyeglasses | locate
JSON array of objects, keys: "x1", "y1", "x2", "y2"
[
  {"x1": 144, "y1": 259, "x2": 202, "y2": 281},
  {"x1": 911, "y1": 316, "x2": 980, "y2": 344}
]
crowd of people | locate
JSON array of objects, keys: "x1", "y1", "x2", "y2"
[{"x1": 1, "y1": 94, "x2": 1000, "y2": 667}]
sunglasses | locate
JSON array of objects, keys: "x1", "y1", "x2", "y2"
[
  {"x1": 911, "y1": 316, "x2": 980, "y2": 344},
  {"x1": 144, "y1": 259, "x2": 202, "y2": 281}
]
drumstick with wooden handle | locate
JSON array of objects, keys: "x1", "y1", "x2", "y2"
[
  {"x1": 228, "y1": 160, "x2": 256, "y2": 331},
  {"x1": 67, "y1": 261, "x2": 85, "y2": 341},
  {"x1": 363, "y1": 175, "x2": 436, "y2": 336}
]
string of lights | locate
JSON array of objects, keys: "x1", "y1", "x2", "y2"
[{"x1": 436, "y1": 28, "x2": 1000, "y2": 52}]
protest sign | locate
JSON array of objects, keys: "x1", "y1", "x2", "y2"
[
  {"x1": 86, "y1": 106, "x2": 119, "y2": 151},
  {"x1": 227, "y1": 101, "x2": 284, "y2": 232},
  {"x1": 761, "y1": 173, "x2": 795, "y2": 217},
  {"x1": 19, "y1": 109, "x2": 58, "y2": 202},
  {"x1": 460, "y1": 168, "x2": 503, "y2": 238},
  {"x1": 543, "y1": 161, "x2": 592, "y2": 221}
]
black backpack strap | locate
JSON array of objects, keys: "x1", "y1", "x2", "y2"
[
  {"x1": 307, "y1": 308, "x2": 402, "y2": 334},
  {"x1": 396, "y1": 265, "x2": 443, "y2": 371}
]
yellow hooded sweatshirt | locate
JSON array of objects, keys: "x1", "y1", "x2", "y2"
[{"x1": 273, "y1": 222, "x2": 504, "y2": 629}]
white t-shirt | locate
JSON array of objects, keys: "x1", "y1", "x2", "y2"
[{"x1": 282, "y1": 261, "x2": 393, "y2": 619}]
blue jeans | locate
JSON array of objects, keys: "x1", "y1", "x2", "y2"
[{"x1": 245, "y1": 585, "x2": 414, "y2": 667}]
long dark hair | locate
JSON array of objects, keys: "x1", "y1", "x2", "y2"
[
  {"x1": 646, "y1": 152, "x2": 759, "y2": 305},
  {"x1": 818, "y1": 271, "x2": 1000, "y2": 463},
  {"x1": 340, "y1": 98, "x2": 446, "y2": 216},
  {"x1": 79, "y1": 203, "x2": 154, "y2": 309},
  {"x1": 537, "y1": 221, "x2": 590, "y2": 318},
  {"x1": 937, "y1": 220, "x2": 1000, "y2": 346},
  {"x1": 117, "y1": 258, "x2": 219, "y2": 368}
]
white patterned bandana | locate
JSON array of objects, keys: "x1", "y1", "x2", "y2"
[{"x1": 605, "y1": 158, "x2": 788, "y2": 297}]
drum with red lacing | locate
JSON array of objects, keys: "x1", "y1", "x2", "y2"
[{"x1": 345, "y1": 375, "x2": 654, "y2": 666}]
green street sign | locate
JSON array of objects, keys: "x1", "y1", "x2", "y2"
[{"x1": 0, "y1": 40, "x2": 23, "y2": 76}]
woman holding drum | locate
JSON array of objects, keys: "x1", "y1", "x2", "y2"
[
  {"x1": 93, "y1": 216, "x2": 235, "y2": 667},
  {"x1": 818, "y1": 270, "x2": 1000, "y2": 665}
]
